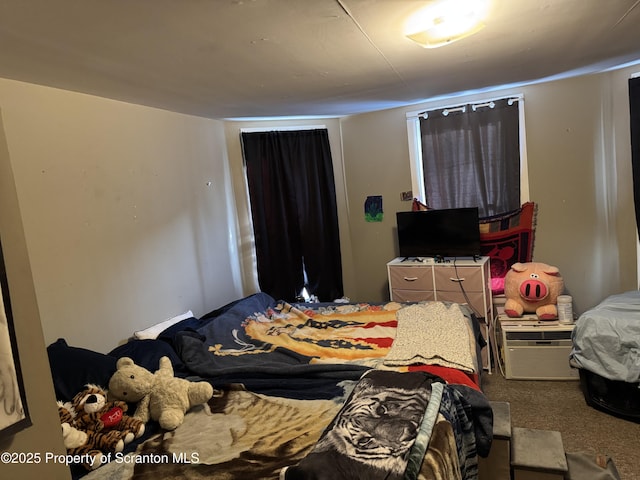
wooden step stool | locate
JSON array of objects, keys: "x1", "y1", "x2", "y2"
[
  {"x1": 511, "y1": 427, "x2": 568, "y2": 480},
  {"x1": 478, "y1": 401, "x2": 511, "y2": 480}
]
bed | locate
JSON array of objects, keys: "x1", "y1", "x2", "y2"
[
  {"x1": 570, "y1": 290, "x2": 640, "y2": 422},
  {"x1": 47, "y1": 293, "x2": 494, "y2": 480}
]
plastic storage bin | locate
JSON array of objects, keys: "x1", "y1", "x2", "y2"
[{"x1": 579, "y1": 368, "x2": 640, "y2": 422}]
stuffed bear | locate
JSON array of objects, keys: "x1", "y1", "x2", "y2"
[
  {"x1": 503, "y1": 261, "x2": 564, "y2": 319},
  {"x1": 57, "y1": 400, "x2": 107, "y2": 470},
  {"x1": 108, "y1": 356, "x2": 214, "y2": 431},
  {"x1": 72, "y1": 384, "x2": 145, "y2": 444}
]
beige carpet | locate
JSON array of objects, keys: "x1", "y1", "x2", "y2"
[{"x1": 482, "y1": 372, "x2": 640, "y2": 480}]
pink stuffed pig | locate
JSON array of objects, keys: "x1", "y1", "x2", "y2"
[{"x1": 503, "y1": 262, "x2": 564, "y2": 320}]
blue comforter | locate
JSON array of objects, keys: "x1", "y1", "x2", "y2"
[{"x1": 163, "y1": 293, "x2": 370, "y2": 398}]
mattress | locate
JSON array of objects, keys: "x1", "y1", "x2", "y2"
[
  {"x1": 570, "y1": 290, "x2": 640, "y2": 421},
  {"x1": 48, "y1": 293, "x2": 493, "y2": 480}
]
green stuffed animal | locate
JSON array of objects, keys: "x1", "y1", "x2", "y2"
[{"x1": 108, "y1": 356, "x2": 214, "y2": 430}]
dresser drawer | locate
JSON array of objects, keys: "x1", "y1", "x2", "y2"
[
  {"x1": 389, "y1": 266, "x2": 434, "y2": 291},
  {"x1": 434, "y1": 266, "x2": 486, "y2": 292},
  {"x1": 434, "y1": 290, "x2": 488, "y2": 316},
  {"x1": 391, "y1": 289, "x2": 436, "y2": 303}
]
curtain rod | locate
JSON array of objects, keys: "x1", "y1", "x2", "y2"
[
  {"x1": 472, "y1": 101, "x2": 495, "y2": 111},
  {"x1": 442, "y1": 106, "x2": 466, "y2": 116},
  {"x1": 407, "y1": 94, "x2": 523, "y2": 119},
  {"x1": 240, "y1": 125, "x2": 327, "y2": 133}
]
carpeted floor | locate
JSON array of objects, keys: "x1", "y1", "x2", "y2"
[{"x1": 482, "y1": 372, "x2": 640, "y2": 479}]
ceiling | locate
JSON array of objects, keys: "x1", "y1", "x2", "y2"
[{"x1": 1, "y1": 0, "x2": 640, "y2": 119}]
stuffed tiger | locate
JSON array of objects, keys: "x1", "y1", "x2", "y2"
[
  {"x1": 72, "y1": 384, "x2": 145, "y2": 444},
  {"x1": 57, "y1": 400, "x2": 109, "y2": 470},
  {"x1": 58, "y1": 400, "x2": 75, "y2": 426},
  {"x1": 60, "y1": 396, "x2": 127, "y2": 453},
  {"x1": 54, "y1": 384, "x2": 147, "y2": 471}
]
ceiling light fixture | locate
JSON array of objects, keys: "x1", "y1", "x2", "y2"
[{"x1": 405, "y1": 0, "x2": 491, "y2": 49}]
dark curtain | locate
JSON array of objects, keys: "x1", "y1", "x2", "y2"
[
  {"x1": 419, "y1": 98, "x2": 520, "y2": 217},
  {"x1": 630, "y1": 77, "x2": 640, "y2": 237},
  {"x1": 241, "y1": 129, "x2": 343, "y2": 302}
]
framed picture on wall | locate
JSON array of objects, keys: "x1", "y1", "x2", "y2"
[{"x1": 0, "y1": 238, "x2": 31, "y2": 437}]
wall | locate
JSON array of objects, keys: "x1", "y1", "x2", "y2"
[
  {"x1": 339, "y1": 108, "x2": 414, "y2": 301},
  {"x1": 522, "y1": 68, "x2": 637, "y2": 310},
  {"x1": 0, "y1": 78, "x2": 244, "y2": 353},
  {"x1": 0, "y1": 112, "x2": 69, "y2": 479},
  {"x1": 339, "y1": 66, "x2": 639, "y2": 314}
]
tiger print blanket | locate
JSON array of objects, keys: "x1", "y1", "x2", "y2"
[
  {"x1": 281, "y1": 370, "x2": 441, "y2": 480},
  {"x1": 82, "y1": 382, "x2": 466, "y2": 480},
  {"x1": 281, "y1": 370, "x2": 473, "y2": 480}
]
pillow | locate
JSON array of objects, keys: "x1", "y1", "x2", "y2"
[
  {"x1": 47, "y1": 338, "x2": 117, "y2": 401},
  {"x1": 133, "y1": 310, "x2": 194, "y2": 340},
  {"x1": 479, "y1": 202, "x2": 537, "y2": 294}
]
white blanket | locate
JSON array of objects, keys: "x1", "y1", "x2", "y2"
[{"x1": 383, "y1": 302, "x2": 478, "y2": 373}]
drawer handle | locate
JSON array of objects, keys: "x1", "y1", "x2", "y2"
[
  {"x1": 403, "y1": 276, "x2": 419, "y2": 281},
  {"x1": 449, "y1": 277, "x2": 465, "y2": 282}
]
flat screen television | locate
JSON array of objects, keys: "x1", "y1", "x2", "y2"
[{"x1": 396, "y1": 207, "x2": 481, "y2": 259}]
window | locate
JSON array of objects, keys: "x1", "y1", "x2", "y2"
[
  {"x1": 406, "y1": 95, "x2": 529, "y2": 217},
  {"x1": 240, "y1": 128, "x2": 343, "y2": 302}
]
